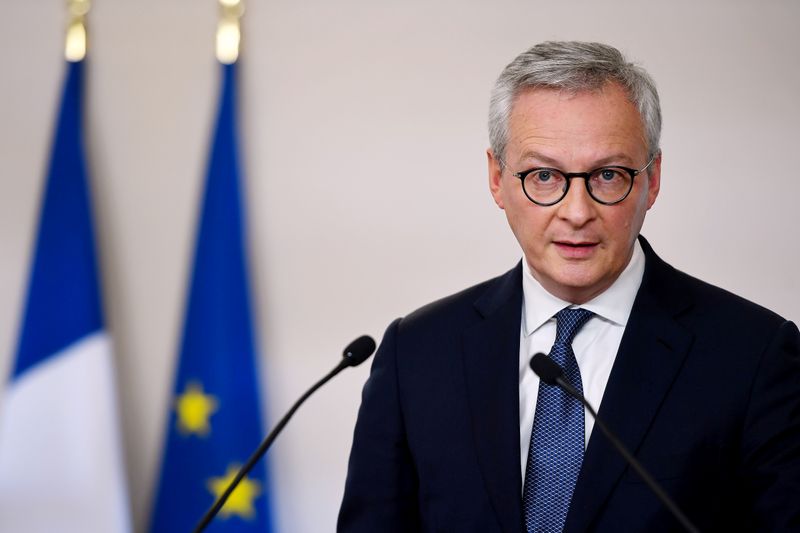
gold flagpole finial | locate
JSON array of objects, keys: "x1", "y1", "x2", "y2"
[
  {"x1": 65, "y1": 0, "x2": 91, "y2": 62},
  {"x1": 217, "y1": 0, "x2": 244, "y2": 64}
]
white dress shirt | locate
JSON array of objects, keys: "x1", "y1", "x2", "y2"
[{"x1": 518, "y1": 240, "x2": 645, "y2": 479}]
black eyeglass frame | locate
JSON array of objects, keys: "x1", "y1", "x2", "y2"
[{"x1": 511, "y1": 156, "x2": 656, "y2": 207}]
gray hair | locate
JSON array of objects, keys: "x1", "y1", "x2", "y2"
[{"x1": 488, "y1": 41, "x2": 662, "y2": 162}]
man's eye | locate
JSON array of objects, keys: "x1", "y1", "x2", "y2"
[
  {"x1": 600, "y1": 169, "x2": 618, "y2": 181},
  {"x1": 536, "y1": 170, "x2": 552, "y2": 182}
]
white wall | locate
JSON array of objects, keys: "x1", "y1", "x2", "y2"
[{"x1": 1, "y1": 1, "x2": 798, "y2": 531}]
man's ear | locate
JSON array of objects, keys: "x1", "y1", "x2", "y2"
[
  {"x1": 488, "y1": 148, "x2": 505, "y2": 209},
  {"x1": 646, "y1": 151, "x2": 662, "y2": 210}
]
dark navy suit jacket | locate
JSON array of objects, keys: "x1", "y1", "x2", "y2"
[{"x1": 339, "y1": 237, "x2": 800, "y2": 532}]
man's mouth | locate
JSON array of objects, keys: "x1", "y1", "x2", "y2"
[
  {"x1": 554, "y1": 241, "x2": 597, "y2": 248},
  {"x1": 553, "y1": 240, "x2": 599, "y2": 257}
]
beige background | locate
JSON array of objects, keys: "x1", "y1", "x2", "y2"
[{"x1": 1, "y1": 1, "x2": 798, "y2": 531}]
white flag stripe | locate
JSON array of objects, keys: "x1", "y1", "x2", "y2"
[{"x1": 0, "y1": 332, "x2": 131, "y2": 533}]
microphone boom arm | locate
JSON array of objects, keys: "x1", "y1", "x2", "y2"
[
  {"x1": 193, "y1": 336, "x2": 376, "y2": 533},
  {"x1": 555, "y1": 376, "x2": 701, "y2": 533}
]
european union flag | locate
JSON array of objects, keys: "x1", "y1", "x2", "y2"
[
  {"x1": 0, "y1": 59, "x2": 131, "y2": 532},
  {"x1": 149, "y1": 62, "x2": 275, "y2": 532}
]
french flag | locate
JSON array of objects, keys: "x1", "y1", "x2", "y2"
[{"x1": 0, "y1": 59, "x2": 131, "y2": 533}]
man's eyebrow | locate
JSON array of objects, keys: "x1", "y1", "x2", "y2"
[
  {"x1": 517, "y1": 151, "x2": 563, "y2": 167},
  {"x1": 592, "y1": 154, "x2": 636, "y2": 167},
  {"x1": 517, "y1": 151, "x2": 635, "y2": 169}
]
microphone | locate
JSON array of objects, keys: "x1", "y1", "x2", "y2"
[
  {"x1": 194, "y1": 335, "x2": 377, "y2": 533},
  {"x1": 341, "y1": 335, "x2": 377, "y2": 368},
  {"x1": 529, "y1": 353, "x2": 701, "y2": 533}
]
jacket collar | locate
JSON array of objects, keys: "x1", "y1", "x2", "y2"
[
  {"x1": 564, "y1": 236, "x2": 695, "y2": 532},
  {"x1": 463, "y1": 262, "x2": 526, "y2": 533}
]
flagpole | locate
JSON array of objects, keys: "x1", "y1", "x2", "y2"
[
  {"x1": 217, "y1": 0, "x2": 244, "y2": 65},
  {"x1": 66, "y1": 0, "x2": 90, "y2": 62}
]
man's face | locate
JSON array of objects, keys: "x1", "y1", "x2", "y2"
[{"x1": 488, "y1": 82, "x2": 661, "y2": 304}]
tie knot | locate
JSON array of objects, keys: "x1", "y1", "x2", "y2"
[{"x1": 554, "y1": 308, "x2": 594, "y2": 345}]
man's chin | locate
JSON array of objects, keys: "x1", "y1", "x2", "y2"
[{"x1": 541, "y1": 266, "x2": 610, "y2": 304}]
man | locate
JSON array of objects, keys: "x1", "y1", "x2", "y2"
[{"x1": 338, "y1": 41, "x2": 800, "y2": 532}]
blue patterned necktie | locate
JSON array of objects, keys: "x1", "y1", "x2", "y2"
[{"x1": 523, "y1": 307, "x2": 594, "y2": 533}]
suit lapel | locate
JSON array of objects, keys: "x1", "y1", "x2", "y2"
[
  {"x1": 565, "y1": 238, "x2": 695, "y2": 532},
  {"x1": 462, "y1": 264, "x2": 526, "y2": 533}
]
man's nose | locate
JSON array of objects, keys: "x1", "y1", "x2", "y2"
[{"x1": 556, "y1": 178, "x2": 596, "y2": 226}]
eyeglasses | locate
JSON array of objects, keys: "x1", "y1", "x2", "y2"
[{"x1": 510, "y1": 156, "x2": 655, "y2": 206}]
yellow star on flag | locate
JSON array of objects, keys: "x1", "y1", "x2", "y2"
[
  {"x1": 175, "y1": 381, "x2": 218, "y2": 436},
  {"x1": 207, "y1": 464, "x2": 262, "y2": 520}
]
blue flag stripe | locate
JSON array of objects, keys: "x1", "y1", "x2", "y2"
[{"x1": 13, "y1": 60, "x2": 102, "y2": 380}]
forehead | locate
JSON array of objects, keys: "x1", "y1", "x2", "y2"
[{"x1": 507, "y1": 83, "x2": 647, "y2": 164}]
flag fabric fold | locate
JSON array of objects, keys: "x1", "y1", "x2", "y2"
[
  {"x1": 0, "y1": 59, "x2": 132, "y2": 533},
  {"x1": 149, "y1": 62, "x2": 275, "y2": 533}
]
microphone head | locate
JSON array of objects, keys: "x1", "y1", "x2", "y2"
[
  {"x1": 530, "y1": 352, "x2": 564, "y2": 385},
  {"x1": 342, "y1": 335, "x2": 377, "y2": 367}
]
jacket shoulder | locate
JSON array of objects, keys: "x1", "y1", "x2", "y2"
[
  {"x1": 396, "y1": 264, "x2": 521, "y2": 336},
  {"x1": 640, "y1": 235, "x2": 789, "y2": 329},
  {"x1": 659, "y1": 261, "x2": 789, "y2": 328}
]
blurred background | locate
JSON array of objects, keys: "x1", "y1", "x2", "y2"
[{"x1": 1, "y1": 0, "x2": 798, "y2": 531}]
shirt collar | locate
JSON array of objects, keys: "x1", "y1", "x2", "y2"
[{"x1": 522, "y1": 239, "x2": 645, "y2": 336}]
